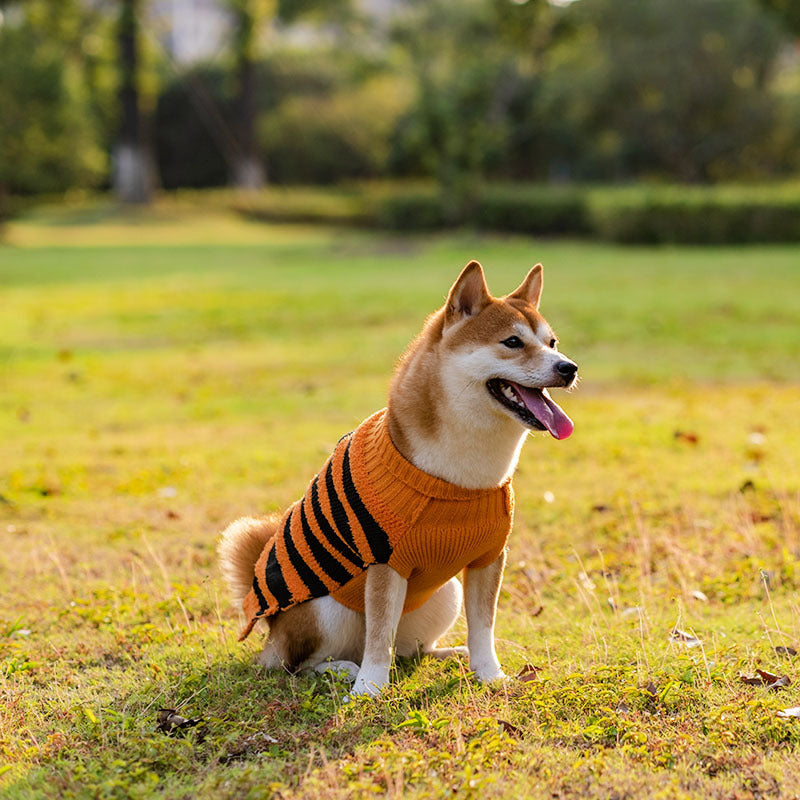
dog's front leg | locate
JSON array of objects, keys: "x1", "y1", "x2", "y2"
[
  {"x1": 352, "y1": 564, "x2": 407, "y2": 697},
  {"x1": 464, "y1": 551, "x2": 506, "y2": 681}
]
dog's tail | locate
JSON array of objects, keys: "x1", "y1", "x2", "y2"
[{"x1": 217, "y1": 515, "x2": 278, "y2": 608}]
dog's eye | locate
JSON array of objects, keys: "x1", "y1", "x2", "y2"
[
  {"x1": 549, "y1": 338, "x2": 558, "y2": 349},
  {"x1": 501, "y1": 336, "x2": 524, "y2": 349}
]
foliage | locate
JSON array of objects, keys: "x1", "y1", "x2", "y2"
[
  {"x1": 0, "y1": 18, "x2": 106, "y2": 195},
  {"x1": 588, "y1": 184, "x2": 800, "y2": 243},
  {"x1": 260, "y1": 73, "x2": 411, "y2": 184},
  {"x1": 154, "y1": 66, "x2": 233, "y2": 189},
  {"x1": 540, "y1": 0, "x2": 788, "y2": 182},
  {"x1": 258, "y1": 181, "x2": 800, "y2": 243}
]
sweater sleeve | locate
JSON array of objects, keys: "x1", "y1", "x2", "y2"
[{"x1": 466, "y1": 483, "x2": 513, "y2": 569}]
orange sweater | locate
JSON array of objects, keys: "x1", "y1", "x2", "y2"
[{"x1": 240, "y1": 409, "x2": 514, "y2": 640}]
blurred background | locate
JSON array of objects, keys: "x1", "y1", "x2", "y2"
[{"x1": 1, "y1": 0, "x2": 800, "y2": 241}]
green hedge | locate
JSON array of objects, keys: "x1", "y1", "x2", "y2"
[
  {"x1": 587, "y1": 186, "x2": 800, "y2": 243},
  {"x1": 227, "y1": 182, "x2": 800, "y2": 243},
  {"x1": 474, "y1": 185, "x2": 591, "y2": 236}
]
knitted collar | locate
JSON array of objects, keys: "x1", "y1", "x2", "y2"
[{"x1": 358, "y1": 409, "x2": 512, "y2": 502}]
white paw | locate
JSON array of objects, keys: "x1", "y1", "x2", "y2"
[
  {"x1": 314, "y1": 660, "x2": 360, "y2": 681},
  {"x1": 350, "y1": 666, "x2": 390, "y2": 697},
  {"x1": 471, "y1": 661, "x2": 506, "y2": 682}
]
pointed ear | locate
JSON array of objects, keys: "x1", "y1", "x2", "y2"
[
  {"x1": 509, "y1": 264, "x2": 543, "y2": 309},
  {"x1": 445, "y1": 261, "x2": 491, "y2": 326}
]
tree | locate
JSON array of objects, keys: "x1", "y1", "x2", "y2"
[
  {"x1": 227, "y1": 0, "x2": 273, "y2": 189},
  {"x1": 390, "y1": 0, "x2": 567, "y2": 217},
  {"x1": 539, "y1": 0, "x2": 786, "y2": 181},
  {"x1": 757, "y1": 0, "x2": 800, "y2": 35},
  {"x1": 114, "y1": 0, "x2": 153, "y2": 203},
  {"x1": 0, "y1": 2, "x2": 106, "y2": 199}
]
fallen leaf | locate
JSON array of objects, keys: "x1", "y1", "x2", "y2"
[
  {"x1": 166, "y1": 510, "x2": 181, "y2": 520},
  {"x1": 642, "y1": 681, "x2": 658, "y2": 699},
  {"x1": 739, "y1": 674, "x2": 764, "y2": 686},
  {"x1": 670, "y1": 628, "x2": 702, "y2": 648},
  {"x1": 777, "y1": 707, "x2": 800, "y2": 718},
  {"x1": 775, "y1": 646, "x2": 798, "y2": 657},
  {"x1": 497, "y1": 719, "x2": 522, "y2": 736},
  {"x1": 739, "y1": 669, "x2": 791, "y2": 690},
  {"x1": 758, "y1": 669, "x2": 791, "y2": 690},
  {"x1": 517, "y1": 664, "x2": 542, "y2": 682},
  {"x1": 674, "y1": 430, "x2": 699, "y2": 445}
]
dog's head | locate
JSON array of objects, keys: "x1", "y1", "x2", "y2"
[{"x1": 439, "y1": 260, "x2": 577, "y2": 439}]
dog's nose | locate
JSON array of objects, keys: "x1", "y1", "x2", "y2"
[{"x1": 555, "y1": 361, "x2": 578, "y2": 380}]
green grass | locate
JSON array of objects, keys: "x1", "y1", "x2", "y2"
[{"x1": 1, "y1": 200, "x2": 800, "y2": 798}]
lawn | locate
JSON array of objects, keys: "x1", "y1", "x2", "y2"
[{"x1": 1, "y1": 201, "x2": 800, "y2": 799}]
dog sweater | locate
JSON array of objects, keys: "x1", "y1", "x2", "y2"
[{"x1": 239, "y1": 409, "x2": 514, "y2": 640}]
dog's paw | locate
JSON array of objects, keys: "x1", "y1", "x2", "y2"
[
  {"x1": 314, "y1": 660, "x2": 361, "y2": 682},
  {"x1": 350, "y1": 666, "x2": 390, "y2": 698},
  {"x1": 470, "y1": 660, "x2": 507, "y2": 683}
]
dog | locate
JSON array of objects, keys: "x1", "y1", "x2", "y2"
[{"x1": 218, "y1": 260, "x2": 577, "y2": 696}]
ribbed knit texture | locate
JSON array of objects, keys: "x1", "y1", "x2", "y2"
[{"x1": 239, "y1": 409, "x2": 514, "y2": 640}]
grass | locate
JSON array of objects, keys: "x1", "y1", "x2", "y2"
[{"x1": 1, "y1": 199, "x2": 800, "y2": 798}]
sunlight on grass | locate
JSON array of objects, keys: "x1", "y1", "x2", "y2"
[{"x1": 1, "y1": 210, "x2": 799, "y2": 798}]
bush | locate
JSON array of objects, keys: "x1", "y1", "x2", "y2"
[
  {"x1": 474, "y1": 185, "x2": 591, "y2": 236},
  {"x1": 154, "y1": 67, "x2": 232, "y2": 190},
  {"x1": 589, "y1": 186, "x2": 800, "y2": 243},
  {"x1": 261, "y1": 75, "x2": 410, "y2": 184},
  {"x1": 377, "y1": 187, "x2": 446, "y2": 230}
]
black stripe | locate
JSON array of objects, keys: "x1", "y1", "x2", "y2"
[
  {"x1": 264, "y1": 528, "x2": 293, "y2": 609},
  {"x1": 341, "y1": 441, "x2": 392, "y2": 563},
  {"x1": 252, "y1": 574, "x2": 268, "y2": 612},
  {"x1": 324, "y1": 458, "x2": 359, "y2": 554},
  {"x1": 309, "y1": 476, "x2": 364, "y2": 569},
  {"x1": 283, "y1": 510, "x2": 330, "y2": 599},
  {"x1": 299, "y1": 499, "x2": 355, "y2": 586}
]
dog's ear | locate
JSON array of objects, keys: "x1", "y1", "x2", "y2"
[
  {"x1": 509, "y1": 264, "x2": 543, "y2": 309},
  {"x1": 445, "y1": 261, "x2": 491, "y2": 327}
]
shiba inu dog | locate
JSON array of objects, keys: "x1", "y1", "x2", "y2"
[{"x1": 218, "y1": 261, "x2": 577, "y2": 696}]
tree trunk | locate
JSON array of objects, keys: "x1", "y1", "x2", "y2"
[
  {"x1": 232, "y1": 1, "x2": 265, "y2": 189},
  {"x1": 114, "y1": 0, "x2": 152, "y2": 203}
]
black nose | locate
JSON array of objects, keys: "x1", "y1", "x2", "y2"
[{"x1": 555, "y1": 360, "x2": 578, "y2": 379}]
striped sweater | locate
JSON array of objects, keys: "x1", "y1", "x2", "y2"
[{"x1": 240, "y1": 409, "x2": 514, "y2": 640}]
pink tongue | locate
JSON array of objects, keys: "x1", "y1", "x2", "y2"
[{"x1": 513, "y1": 384, "x2": 574, "y2": 440}]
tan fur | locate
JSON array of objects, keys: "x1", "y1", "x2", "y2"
[
  {"x1": 260, "y1": 603, "x2": 322, "y2": 673},
  {"x1": 217, "y1": 515, "x2": 278, "y2": 607},
  {"x1": 219, "y1": 261, "x2": 577, "y2": 692}
]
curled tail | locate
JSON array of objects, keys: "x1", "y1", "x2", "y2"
[{"x1": 217, "y1": 516, "x2": 278, "y2": 607}]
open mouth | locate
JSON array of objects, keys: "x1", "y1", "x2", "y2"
[{"x1": 486, "y1": 379, "x2": 574, "y2": 440}]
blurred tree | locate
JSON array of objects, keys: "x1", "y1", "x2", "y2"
[
  {"x1": 539, "y1": 0, "x2": 786, "y2": 181},
  {"x1": 227, "y1": 0, "x2": 273, "y2": 189},
  {"x1": 757, "y1": 0, "x2": 800, "y2": 34},
  {"x1": 390, "y1": 0, "x2": 570, "y2": 217},
  {"x1": 224, "y1": 0, "x2": 353, "y2": 189},
  {"x1": 115, "y1": 0, "x2": 153, "y2": 203},
  {"x1": 0, "y1": 1, "x2": 106, "y2": 199}
]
